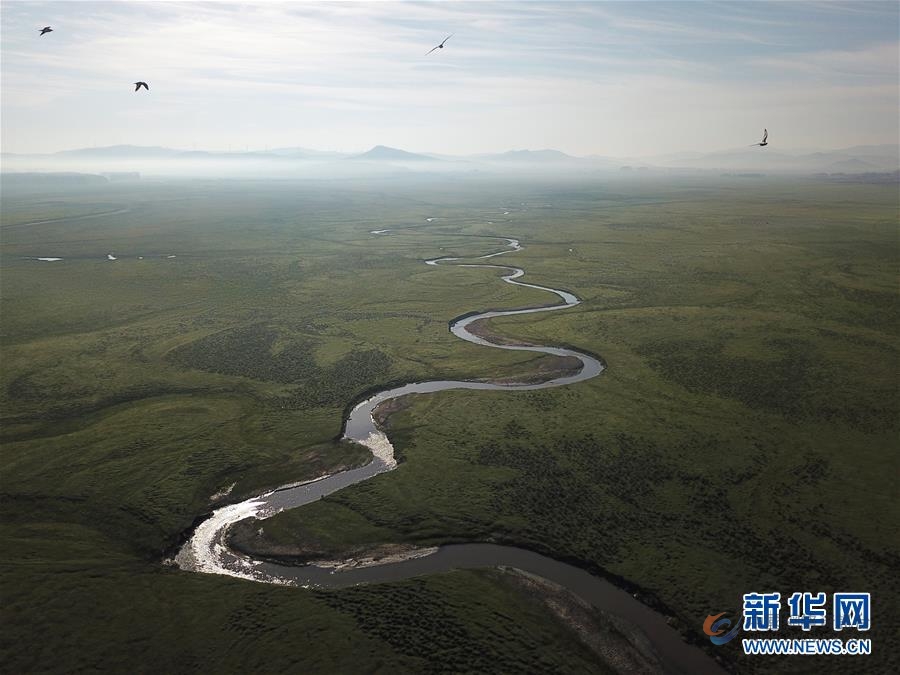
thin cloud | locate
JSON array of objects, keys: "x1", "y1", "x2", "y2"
[
  {"x1": 2, "y1": 0, "x2": 897, "y2": 155},
  {"x1": 752, "y1": 42, "x2": 900, "y2": 79}
]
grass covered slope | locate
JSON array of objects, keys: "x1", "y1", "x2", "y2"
[
  {"x1": 1, "y1": 181, "x2": 554, "y2": 553},
  {"x1": 242, "y1": 178, "x2": 900, "y2": 673},
  {"x1": 0, "y1": 178, "x2": 631, "y2": 673},
  {"x1": 1, "y1": 176, "x2": 897, "y2": 673}
]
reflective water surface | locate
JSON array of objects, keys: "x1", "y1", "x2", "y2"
[{"x1": 176, "y1": 237, "x2": 721, "y2": 674}]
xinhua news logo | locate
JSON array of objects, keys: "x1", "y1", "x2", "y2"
[{"x1": 703, "y1": 592, "x2": 872, "y2": 656}]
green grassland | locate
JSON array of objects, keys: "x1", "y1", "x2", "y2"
[{"x1": 1, "y1": 175, "x2": 898, "y2": 673}]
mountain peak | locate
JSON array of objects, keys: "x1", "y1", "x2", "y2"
[{"x1": 351, "y1": 145, "x2": 437, "y2": 161}]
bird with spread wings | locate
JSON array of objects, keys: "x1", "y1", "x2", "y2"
[
  {"x1": 752, "y1": 129, "x2": 768, "y2": 147},
  {"x1": 426, "y1": 34, "x2": 453, "y2": 55}
]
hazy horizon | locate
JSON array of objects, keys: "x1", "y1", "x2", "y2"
[
  {"x1": 2, "y1": 1, "x2": 898, "y2": 157},
  {"x1": 4, "y1": 139, "x2": 900, "y2": 159}
]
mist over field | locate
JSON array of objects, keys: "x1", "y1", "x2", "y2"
[
  {"x1": 3, "y1": 141, "x2": 899, "y2": 180},
  {"x1": 3, "y1": 156, "x2": 899, "y2": 675}
]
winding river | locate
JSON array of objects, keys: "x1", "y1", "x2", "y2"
[{"x1": 176, "y1": 236, "x2": 722, "y2": 674}]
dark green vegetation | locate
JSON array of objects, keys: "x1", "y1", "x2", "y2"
[
  {"x1": 2, "y1": 175, "x2": 897, "y2": 673},
  {"x1": 168, "y1": 324, "x2": 393, "y2": 408}
]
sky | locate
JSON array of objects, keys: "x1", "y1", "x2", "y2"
[{"x1": 1, "y1": 0, "x2": 898, "y2": 157}]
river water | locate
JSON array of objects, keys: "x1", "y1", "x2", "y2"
[{"x1": 176, "y1": 236, "x2": 722, "y2": 674}]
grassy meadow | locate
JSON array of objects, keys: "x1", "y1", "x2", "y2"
[{"x1": 1, "y1": 175, "x2": 897, "y2": 673}]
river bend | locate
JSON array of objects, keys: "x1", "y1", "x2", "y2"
[{"x1": 175, "y1": 236, "x2": 721, "y2": 674}]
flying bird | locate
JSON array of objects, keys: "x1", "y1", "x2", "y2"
[
  {"x1": 426, "y1": 34, "x2": 453, "y2": 55},
  {"x1": 752, "y1": 129, "x2": 768, "y2": 147},
  {"x1": 134, "y1": 81, "x2": 149, "y2": 92},
  {"x1": 39, "y1": 26, "x2": 53, "y2": 36}
]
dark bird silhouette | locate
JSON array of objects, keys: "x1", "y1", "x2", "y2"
[
  {"x1": 752, "y1": 128, "x2": 768, "y2": 147},
  {"x1": 134, "y1": 81, "x2": 149, "y2": 92},
  {"x1": 39, "y1": 26, "x2": 53, "y2": 36},
  {"x1": 426, "y1": 34, "x2": 453, "y2": 55}
]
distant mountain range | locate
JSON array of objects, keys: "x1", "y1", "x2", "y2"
[
  {"x1": 3, "y1": 143, "x2": 897, "y2": 175},
  {"x1": 266, "y1": 146, "x2": 347, "y2": 159},
  {"x1": 649, "y1": 144, "x2": 899, "y2": 173},
  {"x1": 55, "y1": 145, "x2": 179, "y2": 158},
  {"x1": 51, "y1": 145, "x2": 283, "y2": 161},
  {"x1": 349, "y1": 145, "x2": 439, "y2": 161}
]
